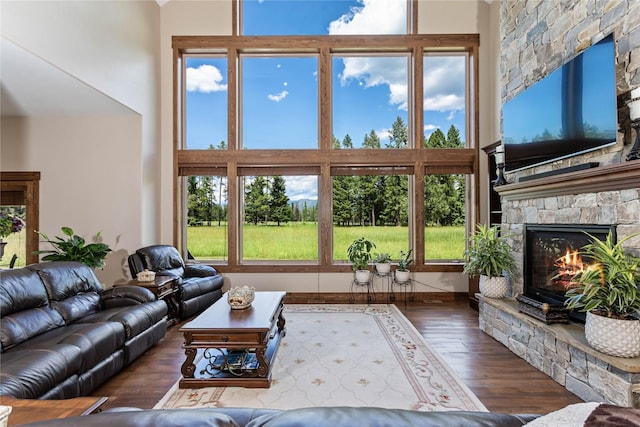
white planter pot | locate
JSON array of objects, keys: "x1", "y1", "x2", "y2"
[
  {"x1": 585, "y1": 311, "x2": 640, "y2": 358},
  {"x1": 375, "y1": 263, "x2": 391, "y2": 275},
  {"x1": 395, "y1": 270, "x2": 410, "y2": 283},
  {"x1": 479, "y1": 275, "x2": 507, "y2": 299},
  {"x1": 354, "y1": 270, "x2": 371, "y2": 284}
]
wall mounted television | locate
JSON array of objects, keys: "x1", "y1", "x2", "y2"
[{"x1": 503, "y1": 34, "x2": 617, "y2": 173}]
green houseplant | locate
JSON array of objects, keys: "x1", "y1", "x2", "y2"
[
  {"x1": 373, "y1": 252, "x2": 392, "y2": 275},
  {"x1": 462, "y1": 224, "x2": 517, "y2": 298},
  {"x1": 347, "y1": 237, "x2": 375, "y2": 283},
  {"x1": 563, "y1": 231, "x2": 640, "y2": 358},
  {"x1": 395, "y1": 249, "x2": 413, "y2": 283},
  {"x1": 34, "y1": 226, "x2": 112, "y2": 269}
]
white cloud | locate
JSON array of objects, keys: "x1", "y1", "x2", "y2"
[
  {"x1": 328, "y1": 2, "x2": 465, "y2": 115},
  {"x1": 186, "y1": 64, "x2": 227, "y2": 93},
  {"x1": 328, "y1": 0, "x2": 405, "y2": 35},
  {"x1": 423, "y1": 56, "x2": 466, "y2": 111},
  {"x1": 284, "y1": 176, "x2": 318, "y2": 201},
  {"x1": 424, "y1": 124, "x2": 439, "y2": 131},
  {"x1": 268, "y1": 91, "x2": 289, "y2": 102}
]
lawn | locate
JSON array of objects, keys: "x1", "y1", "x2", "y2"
[{"x1": 187, "y1": 223, "x2": 465, "y2": 261}]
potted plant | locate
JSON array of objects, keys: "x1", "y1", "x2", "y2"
[
  {"x1": 373, "y1": 252, "x2": 392, "y2": 275},
  {"x1": 34, "y1": 226, "x2": 112, "y2": 269},
  {"x1": 347, "y1": 237, "x2": 375, "y2": 284},
  {"x1": 463, "y1": 224, "x2": 516, "y2": 299},
  {"x1": 563, "y1": 231, "x2": 640, "y2": 358},
  {"x1": 395, "y1": 249, "x2": 413, "y2": 283}
]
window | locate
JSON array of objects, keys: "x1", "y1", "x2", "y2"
[
  {"x1": 184, "y1": 56, "x2": 227, "y2": 150},
  {"x1": 423, "y1": 53, "x2": 468, "y2": 148},
  {"x1": 333, "y1": 55, "x2": 410, "y2": 148},
  {"x1": 174, "y1": 4, "x2": 479, "y2": 272},
  {"x1": 241, "y1": 174, "x2": 318, "y2": 261},
  {"x1": 185, "y1": 175, "x2": 228, "y2": 261},
  {"x1": 242, "y1": 0, "x2": 408, "y2": 36},
  {"x1": 241, "y1": 56, "x2": 318, "y2": 149}
]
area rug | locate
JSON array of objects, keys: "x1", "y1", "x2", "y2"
[{"x1": 155, "y1": 304, "x2": 487, "y2": 412}]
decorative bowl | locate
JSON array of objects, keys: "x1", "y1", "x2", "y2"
[
  {"x1": 136, "y1": 270, "x2": 156, "y2": 282},
  {"x1": 228, "y1": 285, "x2": 255, "y2": 309},
  {"x1": 0, "y1": 405, "x2": 12, "y2": 427}
]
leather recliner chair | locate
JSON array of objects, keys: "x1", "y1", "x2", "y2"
[{"x1": 128, "y1": 245, "x2": 224, "y2": 319}]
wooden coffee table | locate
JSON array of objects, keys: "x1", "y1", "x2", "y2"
[
  {"x1": 0, "y1": 395, "x2": 107, "y2": 426},
  {"x1": 179, "y1": 291, "x2": 286, "y2": 389}
]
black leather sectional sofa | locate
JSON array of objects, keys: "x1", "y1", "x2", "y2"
[
  {"x1": 0, "y1": 261, "x2": 167, "y2": 399},
  {"x1": 15, "y1": 406, "x2": 540, "y2": 427}
]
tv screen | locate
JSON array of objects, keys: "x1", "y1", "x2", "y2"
[{"x1": 503, "y1": 34, "x2": 617, "y2": 173}]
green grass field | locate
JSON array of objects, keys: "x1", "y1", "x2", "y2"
[{"x1": 187, "y1": 223, "x2": 465, "y2": 261}]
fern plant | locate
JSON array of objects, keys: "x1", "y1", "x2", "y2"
[
  {"x1": 34, "y1": 226, "x2": 112, "y2": 269},
  {"x1": 564, "y1": 232, "x2": 640, "y2": 320},
  {"x1": 462, "y1": 224, "x2": 516, "y2": 278}
]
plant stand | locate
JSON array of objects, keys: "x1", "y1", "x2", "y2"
[
  {"x1": 374, "y1": 271, "x2": 393, "y2": 303},
  {"x1": 349, "y1": 274, "x2": 375, "y2": 304},
  {"x1": 392, "y1": 277, "x2": 414, "y2": 307}
]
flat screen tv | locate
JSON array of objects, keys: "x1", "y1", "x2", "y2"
[{"x1": 503, "y1": 34, "x2": 617, "y2": 173}]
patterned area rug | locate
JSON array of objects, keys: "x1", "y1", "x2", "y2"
[{"x1": 155, "y1": 304, "x2": 487, "y2": 412}]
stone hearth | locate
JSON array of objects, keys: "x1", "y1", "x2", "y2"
[{"x1": 479, "y1": 296, "x2": 640, "y2": 408}]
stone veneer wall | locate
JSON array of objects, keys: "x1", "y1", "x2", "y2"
[
  {"x1": 478, "y1": 0, "x2": 640, "y2": 407},
  {"x1": 501, "y1": 0, "x2": 639, "y2": 171},
  {"x1": 499, "y1": 0, "x2": 640, "y2": 296},
  {"x1": 479, "y1": 297, "x2": 640, "y2": 408}
]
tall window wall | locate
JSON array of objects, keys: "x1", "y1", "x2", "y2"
[{"x1": 174, "y1": 1, "x2": 479, "y2": 273}]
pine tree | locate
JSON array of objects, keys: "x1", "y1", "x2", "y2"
[{"x1": 269, "y1": 176, "x2": 291, "y2": 226}]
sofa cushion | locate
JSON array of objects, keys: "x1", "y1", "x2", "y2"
[
  {"x1": 79, "y1": 301, "x2": 167, "y2": 339},
  {"x1": 0, "y1": 268, "x2": 65, "y2": 352},
  {"x1": 28, "y1": 262, "x2": 103, "y2": 323},
  {"x1": 12, "y1": 322, "x2": 126, "y2": 372},
  {"x1": 0, "y1": 345, "x2": 82, "y2": 399}
]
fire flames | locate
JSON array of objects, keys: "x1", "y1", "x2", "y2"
[{"x1": 554, "y1": 248, "x2": 590, "y2": 289}]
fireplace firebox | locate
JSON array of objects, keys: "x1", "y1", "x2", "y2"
[{"x1": 523, "y1": 224, "x2": 616, "y2": 322}]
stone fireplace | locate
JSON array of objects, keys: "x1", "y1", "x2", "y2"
[
  {"x1": 478, "y1": 168, "x2": 640, "y2": 407},
  {"x1": 484, "y1": 0, "x2": 640, "y2": 407},
  {"x1": 522, "y1": 223, "x2": 615, "y2": 322}
]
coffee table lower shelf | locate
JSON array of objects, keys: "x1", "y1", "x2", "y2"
[{"x1": 179, "y1": 328, "x2": 284, "y2": 389}]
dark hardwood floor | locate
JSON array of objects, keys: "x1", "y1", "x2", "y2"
[{"x1": 92, "y1": 296, "x2": 582, "y2": 414}]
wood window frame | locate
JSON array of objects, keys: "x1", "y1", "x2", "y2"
[{"x1": 173, "y1": 34, "x2": 479, "y2": 274}]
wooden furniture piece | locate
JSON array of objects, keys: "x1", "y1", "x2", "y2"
[
  {"x1": 115, "y1": 276, "x2": 179, "y2": 326},
  {"x1": 179, "y1": 291, "x2": 286, "y2": 389},
  {"x1": 0, "y1": 171, "x2": 40, "y2": 267},
  {"x1": 0, "y1": 395, "x2": 107, "y2": 426}
]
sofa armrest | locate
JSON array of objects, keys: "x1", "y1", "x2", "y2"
[
  {"x1": 102, "y1": 286, "x2": 156, "y2": 308},
  {"x1": 184, "y1": 264, "x2": 219, "y2": 278}
]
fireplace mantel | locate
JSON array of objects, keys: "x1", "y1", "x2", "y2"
[{"x1": 495, "y1": 161, "x2": 640, "y2": 201}]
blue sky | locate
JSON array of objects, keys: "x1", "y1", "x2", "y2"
[{"x1": 185, "y1": 0, "x2": 467, "y2": 200}]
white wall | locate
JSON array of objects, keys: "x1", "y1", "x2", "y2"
[{"x1": 1, "y1": 0, "x2": 161, "y2": 285}]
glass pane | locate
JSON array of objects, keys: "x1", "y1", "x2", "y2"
[
  {"x1": 242, "y1": 0, "x2": 407, "y2": 36},
  {"x1": 241, "y1": 56, "x2": 318, "y2": 149},
  {"x1": 242, "y1": 175, "x2": 318, "y2": 261},
  {"x1": 424, "y1": 174, "x2": 466, "y2": 260},
  {"x1": 0, "y1": 206, "x2": 26, "y2": 269},
  {"x1": 186, "y1": 176, "x2": 228, "y2": 261},
  {"x1": 423, "y1": 54, "x2": 467, "y2": 147},
  {"x1": 185, "y1": 57, "x2": 228, "y2": 150},
  {"x1": 332, "y1": 174, "x2": 409, "y2": 262},
  {"x1": 333, "y1": 55, "x2": 409, "y2": 148}
]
